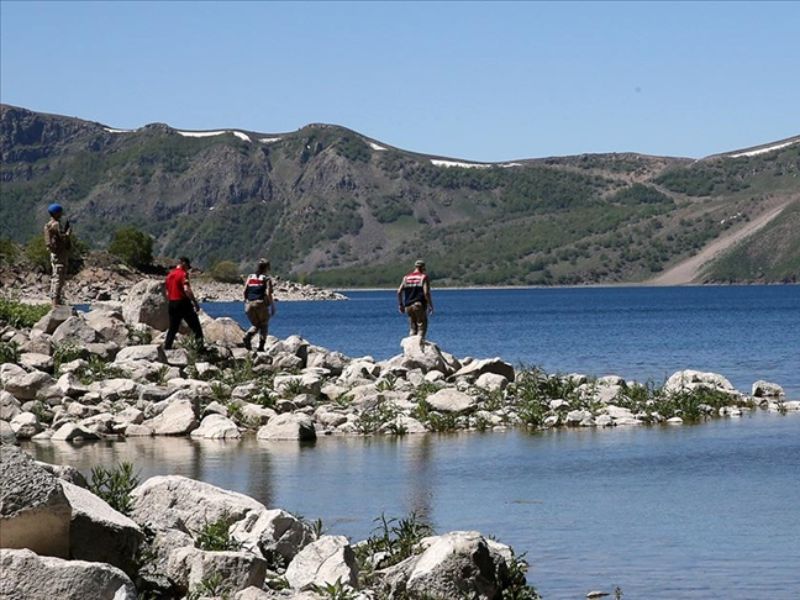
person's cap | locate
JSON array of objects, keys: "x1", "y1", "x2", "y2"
[
  {"x1": 258, "y1": 257, "x2": 270, "y2": 266},
  {"x1": 48, "y1": 203, "x2": 63, "y2": 215},
  {"x1": 414, "y1": 260, "x2": 426, "y2": 268}
]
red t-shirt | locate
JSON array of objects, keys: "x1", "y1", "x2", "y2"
[{"x1": 165, "y1": 267, "x2": 188, "y2": 301}]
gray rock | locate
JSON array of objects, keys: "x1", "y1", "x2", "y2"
[
  {"x1": 55, "y1": 372, "x2": 90, "y2": 398},
  {"x1": 124, "y1": 424, "x2": 154, "y2": 436},
  {"x1": 400, "y1": 336, "x2": 447, "y2": 373},
  {"x1": 0, "y1": 390, "x2": 22, "y2": 420},
  {"x1": 51, "y1": 422, "x2": 100, "y2": 442},
  {"x1": 426, "y1": 388, "x2": 477, "y2": 413},
  {"x1": 115, "y1": 344, "x2": 167, "y2": 363},
  {"x1": 475, "y1": 372, "x2": 508, "y2": 392},
  {"x1": 143, "y1": 397, "x2": 198, "y2": 435},
  {"x1": 752, "y1": 380, "x2": 785, "y2": 398},
  {"x1": 0, "y1": 420, "x2": 16, "y2": 445},
  {"x1": 10, "y1": 411, "x2": 42, "y2": 439},
  {"x1": 85, "y1": 310, "x2": 130, "y2": 345},
  {"x1": 62, "y1": 481, "x2": 143, "y2": 575},
  {"x1": 35, "y1": 461, "x2": 88, "y2": 487},
  {"x1": 664, "y1": 370, "x2": 738, "y2": 395},
  {"x1": 285, "y1": 535, "x2": 357, "y2": 590},
  {"x1": 405, "y1": 531, "x2": 507, "y2": 600},
  {"x1": 122, "y1": 280, "x2": 170, "y2": 331},
  {"x1": 3, "y1": 370, "x2": 55, "y2": 400},
  {"x1": 32, "y1": 306, "x2": 75, "y2": 335},
  {"x1": 257, "y1": 413, "x2": 316, "y2": 441},
  {"x1": 0, "y1": 446, "x2": 71, "y2": 557},
  {"x1": 51, "y1": 316, "x2": 100, "y2": 345},
  {"x1": 191, "y1": 414, "x2": 241, "y2": 439},
  {"x1": 0, "y1": 548, "x2": 136, "y2": 600},
  {"x1": 452, "y1": 358, "x2": 515, "y2": 383},
  {"x1": 19, "y1": 352, "x2": 54, "y2": 373},
  {"x1": 167, "y1": 546, "x2": 267, "y2": 596},
  {"x1": 200, "y1": 314, "x2": 246, "y2": 346},
  {"x1": 230, "y1": 508, "x2": 316, "y2": 563}
]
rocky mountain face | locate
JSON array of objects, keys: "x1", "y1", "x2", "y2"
[{"x1": 2, "y1": 104, "x2": 798, "y2": 285}]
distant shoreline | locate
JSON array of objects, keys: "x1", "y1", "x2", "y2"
[{"x1": 335, "y1": 281, "x2": 798, "y2": 293}]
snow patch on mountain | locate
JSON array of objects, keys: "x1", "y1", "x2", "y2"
[
  {"x1": 368, "y1": 141, "x2": 387, "y2": 151},
  {"x1": 729, "y1": 139, "x2": 798, "y2": 158},
  {"x1": 176, "y1": 130, "x2": 251, "y2": 142}
]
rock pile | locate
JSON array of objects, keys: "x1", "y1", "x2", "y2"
[
  {"x1": 0, "y1": 288, "x2": 796, "y2": 448},
  {"x1": 0, "y1": 445, "x2": 532, "y2": 599}
]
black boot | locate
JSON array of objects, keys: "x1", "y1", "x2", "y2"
[
  {"x1": 243, "y1": 332, "x2": 253, "y2": 351},
  {"x1": 257, "y1": 339, "x2": 265, "y2": 352}
]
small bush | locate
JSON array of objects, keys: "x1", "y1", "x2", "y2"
[
  {"x1": 108, "y1": 226, "x2": 154, "y2": 268},
  {"x1": 0, "y1": 341, "x2": 20, "y2": 364},
  {"x1": 76, "y1": 355, "x2": 125, "y2": 384},
  {"x1": 0, "y1": 237, "x2": 18, "y2": 264},
  {"x1": 89, "y1": 462, "x2": 140, "y2": 515},
  {"x1": 53, "y1": 342, "x2": 85, "y2": 372},
  {"x1": 208, "y1": 260, "x2": 241, "y2": 283},
  {"x1": 194, "y1": 514, "x2": 242, "y2": 551},
  {"x1": 0, "y1": 298, "x2": 50, "y2": 329}
]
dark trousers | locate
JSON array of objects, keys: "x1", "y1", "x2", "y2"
[{"x1": 164, "y1": 299, "x2": 204, "y2": 350}]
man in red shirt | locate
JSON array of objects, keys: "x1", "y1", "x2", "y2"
[{"x1": 164, "y1": 256, "x2": 205, "y2": 351}]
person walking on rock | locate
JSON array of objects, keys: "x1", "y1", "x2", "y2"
[
  {"x1": 397, "y1": 259, "x2": 434, "y2": 340},
  {"x1": 43, "y1": 203, "x2": 72, "y2": 307},
  {"x1": 163, "y1": 256, "x2": 205, "y2": 351},
  {"x1": 242, "y1": 258, "x2": 276, "y2": 352}
]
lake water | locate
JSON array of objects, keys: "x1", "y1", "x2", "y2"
[
  {"x1": 29, "y1": 412, "x2": 800, "y2": 599},
  {"x1": 205, "y1": 285, "x2": 800, "y2": 397},
  {"x1": 36, "y1": 285, "x2": 799, "y2": 598}
]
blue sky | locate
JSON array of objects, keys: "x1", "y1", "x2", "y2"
[{"x1": 1, "y1": 1, "x2": 798, "y2": 161}]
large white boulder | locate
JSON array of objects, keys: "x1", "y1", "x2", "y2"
[
  {"x1": 425, "y1": 388, "x2": 477, "y2": 413},
  {"x1": 142, "y1": 397, "x2": 198, "y2": 435},
  {"x1": 0, "y1": 548, "x2": 136, "y2": 600},
  {"x1": 130, "y1": 475, "x2": 266, "y2": 534},
  {"x1": 285, "y1": 535, "x2": 357, "y2": 590},
  {"x1": 664, "y1": 370, "x2": 738, "y2": 395},
  {"x1": 257, "y1": 413, "x2": 316, "y2": 441},
  {"x1": 0, "y1": 446, "x2": 71, "y2": 557},
  {"x1": 191, "y1": 414, "x2": 241, "y2": 439},
  {"x1": 752, "y1": 380, "x2": 785, "y2": 398},
  {"x1": 122, "y1": 280, "x2": 170, "y2": 331},
  {"x1": 61, "y1": 481, "x2": 143, "y2": 575},
  {"x1": 400, "y1": 337, "x2": 447, "y2": 374},
  {"x1": 200, "y1": 314, "x2": 246, "y2": 346},
  {"x1": 51, "y1": 422, "x2": 100, "y2": 442}
]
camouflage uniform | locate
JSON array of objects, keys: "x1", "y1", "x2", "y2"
[{"x1": 44, "y1": 218, "x2": 70, "y2": 305}]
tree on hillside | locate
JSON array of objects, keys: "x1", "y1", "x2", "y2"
[
  {"x1": 209, "y1": 260, "x2": 241, "y2": 283},
  {"x1": 108, "y1": 227, "x2": 154, "y2": 269},
  {"x1": 25, "y1": 234, "x2": 86, "y2": 274}
]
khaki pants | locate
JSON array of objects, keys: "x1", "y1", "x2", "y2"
[
  {"x1": 50, "y1": 253, "x2": 68, "y2": 305},
  {"x1": 245, "y1": 300, "x2": 270, "y2": 342},
  {"x1": 406, "y1": 302, "x2": 428, "y2": 339}
]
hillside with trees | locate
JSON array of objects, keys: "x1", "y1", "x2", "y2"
[{"x1": 1, "y1": 104, "x2": 798, "y2": 286}]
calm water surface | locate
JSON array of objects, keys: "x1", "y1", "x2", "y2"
[
  {"x1": 30, "y1": 412, "x2": 800, "y2": 599},
  {"x1": 205, "y1": 285, "x2": 799, "y2": 396}
]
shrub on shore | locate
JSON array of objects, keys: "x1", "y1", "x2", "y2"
[
  {"x1": 0, "y1": 297, "x2": 50, "y2": 329},
  {"x1": 89, "y1": 461, "x2": 140, "y2": 515}
]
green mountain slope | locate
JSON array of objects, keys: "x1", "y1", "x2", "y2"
[{"x1": 1, "y1": 104, "x2": 798, "y2": 286}]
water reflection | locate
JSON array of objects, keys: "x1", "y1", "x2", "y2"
[{"x1": 23, "y1": 414, "x2": 800, "y2": 600}]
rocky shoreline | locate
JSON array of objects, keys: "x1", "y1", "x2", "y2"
[
  {"x1": 1, "y1": 283, "x2": 795, "y2": 599},
  {"x1": 0, "y1": 260, "x2": 346, "y2": 305}
]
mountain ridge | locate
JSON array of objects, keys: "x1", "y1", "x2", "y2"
[{"x1": 2, "y1": 104, "x2": 798, "y2": 286}]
